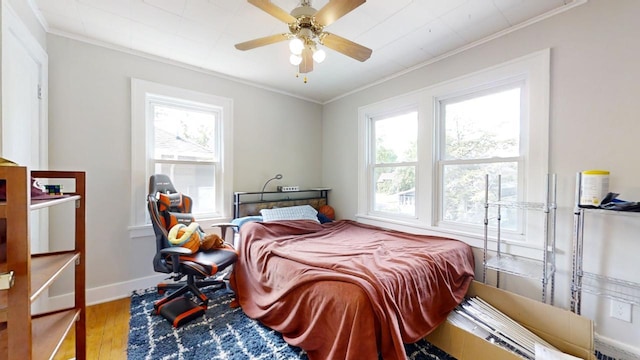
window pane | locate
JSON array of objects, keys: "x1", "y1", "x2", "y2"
[
  {"x1": 443, "y1": 87, "x2": 520, "y2": 160},
  {"x1": 154, "y1": 163, "x2": 216, "y2": 216},
  {"x1": 375, "y1": 112, "x2": 417, "y2": 164},
  {"x1": 442, "y1": 162, "x2": 518, "y2": 230},
  {"x1": 373, "y1": 166, "x2": 415, "y2": 216},
  {"x1": 153, "y1": 103, "x2": 217, "y2": 162}
]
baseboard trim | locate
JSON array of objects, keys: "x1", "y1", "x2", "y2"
[
  {"x1": 596, "y1": 333, "x2": 640, "y2": 360},
  {"x1": 46, "y1": 274, "x2": 166, "y2": 309}
]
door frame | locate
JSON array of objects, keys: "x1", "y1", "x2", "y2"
[
  {"x1": 1, "y1": 0, "x2": 48, "y2": 169},
  {"x1": 1, "y1": 0, "x2": 49, "y2": 312}
]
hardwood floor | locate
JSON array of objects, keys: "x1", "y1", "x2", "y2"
[{"x1": 54, "y1": 297, "x2": 131, "y2": 360}]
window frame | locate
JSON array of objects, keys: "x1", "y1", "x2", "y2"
[
  {"x1": 357, "y1": 49, "x2": 550, "y2": 250},
  {"x1": 129, "y1": 79, "x2": 233, "y2": 237}
]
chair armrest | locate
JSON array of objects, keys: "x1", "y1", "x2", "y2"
[
  {"x1": 160, "y1": 247, "x2": 192, "y2": 273},
  {"x1": 160, "y1": 247, "x2": 193, "y2": 256}
]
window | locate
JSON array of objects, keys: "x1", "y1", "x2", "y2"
[
  {"x1": 358, "y1": 49, "x2": 549, "y2": 245},
  {"x1": 150, "y1": 98, "x2": 219, "y2": 217},
  {"x1": 437, "y1": 83, "x2": 523, "y2": 232},
  {"x1": 130, "y1": 79, "x2": 233, "y2": 235},
  {"x1": 370, "y1": 111, "x2": 417, "y2": 217}
]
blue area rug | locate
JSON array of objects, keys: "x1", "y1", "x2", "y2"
[{"x1": 127, "y1": 286, "x2": 456, "y2": 359}]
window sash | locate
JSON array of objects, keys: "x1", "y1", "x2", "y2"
[
  {"x1": 438, "y1": 81, "x2": 523, "y2": 161},
  {"x1": 148, "y1": 97, "x2": 221, "y2": 162},
  {"x1": 152, "y1": 161, "x2": 219, "y2": 218},
  {"x1": 437, "y1": 158, "x2": 523, "y2": 234},
  {"x1": 370, "y1": 163, "x2": 417, "y2": 217}
]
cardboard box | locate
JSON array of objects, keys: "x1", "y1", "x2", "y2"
[{"x1": 426, "y1": 281, "x2": 595, "y2": 360}]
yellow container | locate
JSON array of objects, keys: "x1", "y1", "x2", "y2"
[{"x1": 580, "y1": 170, "x2": 610, "y2": 206}]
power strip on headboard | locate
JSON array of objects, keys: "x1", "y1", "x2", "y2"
[{"x1": 277, "y1": 186, "x2": 299, "y2": 192}]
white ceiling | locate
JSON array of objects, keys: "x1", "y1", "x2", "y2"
[{"x1": 31, "y1": 0, "x2": 579, "y2": 103}]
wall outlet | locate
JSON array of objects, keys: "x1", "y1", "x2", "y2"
[{"x1": 610, "y1": 299, "x2": 632, "y2": 322}]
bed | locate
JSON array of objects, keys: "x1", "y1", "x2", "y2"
[{"x1": 228, "y1": 196, "x2": 475, "y2": 360}]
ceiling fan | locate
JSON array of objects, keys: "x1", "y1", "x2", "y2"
[{"x1": 235, "y1": 0, "x2": 372, "y2": 75}]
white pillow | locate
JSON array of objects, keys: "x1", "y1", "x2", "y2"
[{"x1": 260, "y1": 205, "x2": 319, "y2": 223}]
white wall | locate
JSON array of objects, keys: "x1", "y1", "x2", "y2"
[
  {"x1": 45, "y1": 34, "x2": 323, "y2": 301},
  {"x1": 322, "y1": 0, "x2": 640, "y2": 354}
]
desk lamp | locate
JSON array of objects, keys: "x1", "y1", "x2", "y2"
[{"x1": 260, "y1": 174, "x2": 283, "y2": 201}]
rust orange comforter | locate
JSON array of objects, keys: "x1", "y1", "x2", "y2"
[{"x1": 229, "y1": 219, "x2": 474, "y2": 360}]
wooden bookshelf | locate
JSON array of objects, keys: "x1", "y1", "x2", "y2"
[{"x1": 0, "y1": 168, "x2": 86, "y2": 359}]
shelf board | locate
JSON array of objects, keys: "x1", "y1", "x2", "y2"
[
  {"x1": 580, "y1": 272, "x2": 640, "y2": 305},
  {"x1": 32, "y1": 308, "x2": 79, "y2": 360},
  {"x1": 0, "y1": 308, "x2": 79, "y2": 359},
  {"x1": 485, "y1": 253, "x2": 554, "y2": 281},
  {"x1": 0, "y1": 194, "x2": 80, "y2": 213},
  {"x1": 30, "y1": 251, "x2": 79, "y2": 302},
  {"x1": 30, "y1": 195, "x2": 80, "y2": 210},
  {"x1": 579, "y1": 207, "x2": 640, "y2": 218},
  {"x1": 487, "y1": 201, "x2": 553, "y2": 211},
  {"x1": 0, "y1": 251, "x2": 79, "y2": 319}
]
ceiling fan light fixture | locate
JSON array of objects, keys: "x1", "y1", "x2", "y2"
[
  {"x1": 290, "y1": 54, "x2": 303, "y2": 66},
  {"x1": 313, "y1": 48, "x2": 326, "y2": 63},
  {"x1": 236, "y1": 0, "x2": 372, "y2": 77},
  {"x1": 289, "y1": 38, "x2": 304, "y2": 55}
]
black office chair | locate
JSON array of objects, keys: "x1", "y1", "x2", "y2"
[{"x1": 147, "y1": 174, "x2": 237, "y2": 327}]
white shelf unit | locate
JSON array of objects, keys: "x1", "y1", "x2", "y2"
[
  {"x1": 482, "y1": 174, "x2": 557, "y2": 305},
  {"x1": 571, "y1": 172, "x2": 640, "y2": 313}
]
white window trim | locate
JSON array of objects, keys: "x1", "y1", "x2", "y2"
[
  {"x1": 357, "y1": 49, "x2": 550, "y2": 251},
  {"x1": 129, "y1": 79, "x2": 234, "y2": 238}
]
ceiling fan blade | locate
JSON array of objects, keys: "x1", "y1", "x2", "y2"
[
  {"x1": 314, "y1": 0, "x2": 365, "y2": 27},
  {"x1": 235, "y1": 33, "x2": 289, "y2": 51},
  {"x1": 320, "y1": 33, "x2": 372, "y2": 62},
  {"x1": 299, "y1": 48, "x2": 314, "y2": 73},
  {"x1": 248, "y1": 0, "x2": 297, "y2": 24}
]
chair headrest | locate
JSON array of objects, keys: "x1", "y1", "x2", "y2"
[
  {"x1": 148, "y1": 174, "x2": 193, "y2": 215},
  {"x1": 157, "y1": 192, "x2": 188, "y2": 212},
  {"x1": 149, "y1": 174, "x2": 177, "y2": 195}
]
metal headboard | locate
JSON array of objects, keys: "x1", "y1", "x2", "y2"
[{"x1": 233, "y1": 189, "x2": 329, "y2": 218}]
